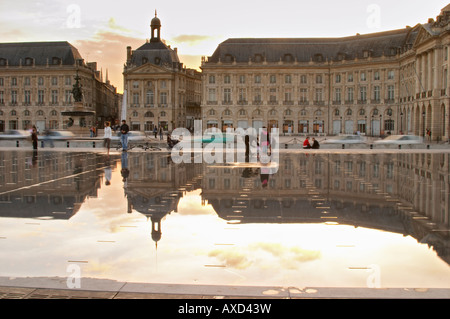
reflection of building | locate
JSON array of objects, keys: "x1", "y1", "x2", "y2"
[
  {"x1": 200, "y1": 153, "x2": 450, "y2": 264},
  {"x1": 123, "y1": 13, "x2": 202, "y2": 133},
  {"x1": 0, "y1": 151, "x2": 112, "y2": 219},
  {"x1": 0, "y1": 42, "x2": 120, "y2": 133},
  {"x1": 124, "y1": 153, "x2": 202, "y2": 246},
  {"x1": 201, "y1": 5, "x2": 450, "y2": 141}
]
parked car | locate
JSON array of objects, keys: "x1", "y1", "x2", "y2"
[
  {"x1": 0, "y1": 130, "x2": 31, "y2": 139},
  {"x1": 39, "y1": 130, "x2": 75, "y2": 140},
  {"x1": 374, "y1": 135, "x2": 423, "y2": 145},
  {"x1": 322, "y1": 135, "x2": 366, "y2": 144}
]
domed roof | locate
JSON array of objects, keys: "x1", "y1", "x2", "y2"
[{"x1": 151, "y1": 11, "x2": 161, "y2": 27}]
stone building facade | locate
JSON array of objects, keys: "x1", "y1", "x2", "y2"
[
  {"x1": 201, "y1": 6, "x2": 450, "y2": 141},
  {"x1": 123, "y1": 14, "x2": 202, "y2": 133},
  {"x1": 0, "y1": 41, "x2": 119, "y2": 133}
]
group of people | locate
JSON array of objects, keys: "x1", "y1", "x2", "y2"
[
  {"x1": 103, "y1": 119, "x2": 129, "y2": 154},
  {"x1": 302, "y1": 137, "x2": 320, "y2": 149}
]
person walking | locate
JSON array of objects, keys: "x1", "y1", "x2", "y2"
[
  {"x1": 103, "y1": 121, "x2": 112, "y2": 155},
  {"x1": 120, "y1": 120, "x2": 130, "y2": 152},
  {"x1": 31, "y1": 125, "x2": 38, "y2": 151}
]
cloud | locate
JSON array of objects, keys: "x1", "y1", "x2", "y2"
[
  {"x1": 171, "y1": 34, "x2": 215, "y2": 45},
  {"x1": 208, "y1": 243, "x2": 321, "y2": 271}
]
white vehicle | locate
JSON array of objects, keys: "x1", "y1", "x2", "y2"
[
  {"x1": 0, "y1": 130, "x2": 31, "y2": 139},
  {"x1": 322, "y1": 135, "x2": 365, "y2": 144},
  {"x1": 39, "y1": 130, "x2": 75, "y2": 140},
  {"x1": 112, "y1": 131, "x2": 149, "y2": 142},
  {"x1": 374, "y1": 135, "x2": 423, "y2": 145}
]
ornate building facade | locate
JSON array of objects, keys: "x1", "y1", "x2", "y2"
[
  {"x1": 201, "y1": 5, "x2": 450, "y2": 141},
  {"x1": 0, "y1": 42, "x2": 119, "y2": 133},
  {"x1": 123, "y1": 14, "x2": 202, "y2": 133}
]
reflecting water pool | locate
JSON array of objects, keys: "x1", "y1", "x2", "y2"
[{"x1": 0, "y1": 150, "x2": 449, "y2": 289}]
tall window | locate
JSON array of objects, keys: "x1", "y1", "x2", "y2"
[
  {"x1": 38, "y1": 90, "x2": 44, "y2": 104},
  {"x1": 224, "y1": 88, "x2": 232, "y2": 103},
  {"x1": 285, "y1": 75, "x2": 292, "y2": 84},
  {"x1": 133, "y1": 92, "x2": 140, "y2": 105},
  {"x1": 315, "y1": 88, "x2": 323, "y2": 102},
  {"x1": 300, "y1": 75, "x2": 307, "y2": 84},
  {"x1": 335, "y1": 88, "x2": 341, "y2": 102},
  {"x1": 270, "y1": 75, "x2": 276, "y2": 84},
  {"x1": 51, "y1": 90, "x2": 58, "y2": 104},
  {"x1": 224, "y1": 75, "x2": 231, "y2": 84},
  {"x1": 238, "y1": 88, "x2": 246, "y2": 102},
  {"x1": 24, "y1": 90, "x2": 31, "y2": 104},
  {"x1": 347, "y1": 87, "x2": 354, "y2": 102},
  {"x1": 374, "y1": 86, "x2": 380, "y2": 101},
  {"x1": 360, "y1": 86, "x2": 367, "y2": 102},
  {"x1": 387, "y1": 85, "x2": 395, "y2": 100},
  {"x1": 239, "y1": 75, "x2": 246, "y2": 84},
  {"x1": 208, "y1": 75, "x2": 215, "y2": 84},
  {"x1": 300, "y1": 88, "x2": 308, "y2": 102},
  {"x1": 254, "y1": 88, "x2": 261, "y2": 102},
  {"x1": 146, "y1": 90, "x2": 154, "y2": 105},
  {"x1": 11, "y1": 90, "x2": 17, "y2": 104},
  {"x1": 208, "y1": 89, "x2": 216, "y2": 102},
  {"x1": 254, "y1": 75, "x2": 261, "y2": 84}
]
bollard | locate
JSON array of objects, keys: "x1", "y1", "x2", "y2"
[
  {"x1": 285, "y1": 144, "x2": 288, "y2": 149},
  {"x1": 93, "y1": 141, "x2": 96, "y2": 148},
  {"x1": 398, "y1": 144, "x2": 401, "y2": 150},
  {"x1": 16, "y1": 140, "x2": 19, "y2": 147},
  {"x1": 67, "y1": 141, "x2": 70, "y2": 148},
  {"x1": 342, "y1": 144, "x2": 345, "y2": 149},
  {"x1": 370, "y1": 144, "x2": 373, "y2": 149},
  {"x1": 427, "y1": 144, "x2": 430, "y2": 149},
  {"x1": 41, "y1": 140, "x2": 44, "y2": 148}
]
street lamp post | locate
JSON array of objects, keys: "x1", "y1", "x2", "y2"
[
  {"x1": 400, "y1": 112, "x2": 403, "y2": 134},
  {"x1": 422, "y1": 111, "x2": 426, "y2": 138}
]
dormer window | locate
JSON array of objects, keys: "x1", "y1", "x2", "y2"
[
  {"x1": 24, "y1": 57, "x2": 34, "y2": 66},
  {"x1": 0, "y1": 58, "x2": 6, "y2": 66},
  {"x1": 224, "y1": 54, "x2": 234, "y2": 63},
  {"x1": 142, "y1": 57, "x2": 148, "y2": 64},
  {"x1": 314, "y1": 54, "x2": 324, "y2": 62},
  {"x1": 337, "y1": 53, "x2": 346, "y2": 61},
  {"x1": 52, "y1": 57, "x2": 61, "y2": 65},
  {"x1": 283, "y1": 54, "x2": 294, "y2": 63},
  {"x1": 154, "y1": 57, "x2": 160, "y2": 65},
  {"x1": 254, "y1": 54, "x2": 263, "y2": 63}
]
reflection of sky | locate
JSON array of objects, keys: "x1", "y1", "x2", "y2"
[{"x1": 0, "y1": 168, "x2": 449, "y2": 289}]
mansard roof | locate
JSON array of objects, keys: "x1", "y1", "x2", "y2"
[
  {"x1": 207, "y1": 28, "x2": 419, "y2": 64},
  {"x1": 130, "y1": 40, "x2": 180, "y2": 68},
  {"x1": 0, "y1": 41, "x2": 83, "y2": 66}
]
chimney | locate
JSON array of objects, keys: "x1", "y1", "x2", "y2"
[{"x1": 127, "y1": 46, "x2": 132, "y2": 64}]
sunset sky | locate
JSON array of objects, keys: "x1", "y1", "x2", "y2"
[{"x1": 0, "y1": 0, "x2": 448, "y2": 93}]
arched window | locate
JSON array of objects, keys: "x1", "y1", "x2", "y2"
[
  {"x1": 11, "y1": 110, "x2": 17, "y2": 116},
  {"x1": 36, "y1": 110, "x2": 44, "y2": 116},
  {"x1": 160, "y1": 111, "x2": 166, "y2": 117},
  {"x1": 346, "y1": 109, "x2": 352, "y2": 116},
  {"x1": 224, "y1": 109, "x2": 231, "y2": 116},
  {"x1": 335, "y1": 109, "x2": 340, "y2": 116},
  {"x1": 144, "y1": 111, "x2": 154, "y2": 117},
  {"x1": 24, "y1": 110, "x2": 31, "y2": 116},
  {"x1": 50, "y1": 110, "x2": 58, "y2": 116},
  {"x1": 209, "y1": 109, "x2": 215, "y2": 116}
]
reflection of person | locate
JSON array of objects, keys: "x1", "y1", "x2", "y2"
[
  {"x1": 120, "y1": 152, "x2": 129, "y2": 183},
  {"x1": 104, "y1": 166, "x2": 112, "y2": 186},
  {"x1": 303, "y1": 137, "x2": 312, "y2": 149},
  {"x1": 153, "y1": 126, "x2": 158, "y2": 138},
  {"x1": 159, "y1": 126, "x2": 163, "y2": 140},
  {"x1": 103, "y1": 121, "x2": 112, "y2": 155},
  {"x1": 311, "y1": 138, "x2": 320, "y2": 149},
  {"x1": 120, "y1": 120, "x2": 130, "y2": 152}
]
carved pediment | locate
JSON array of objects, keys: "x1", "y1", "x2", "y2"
[
  {"x1": 129, "y1": 63, "x2": 168, "y2": 74},
  {"x1": 413, "y1": 25, "x2": 435, "y2": 48}
]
